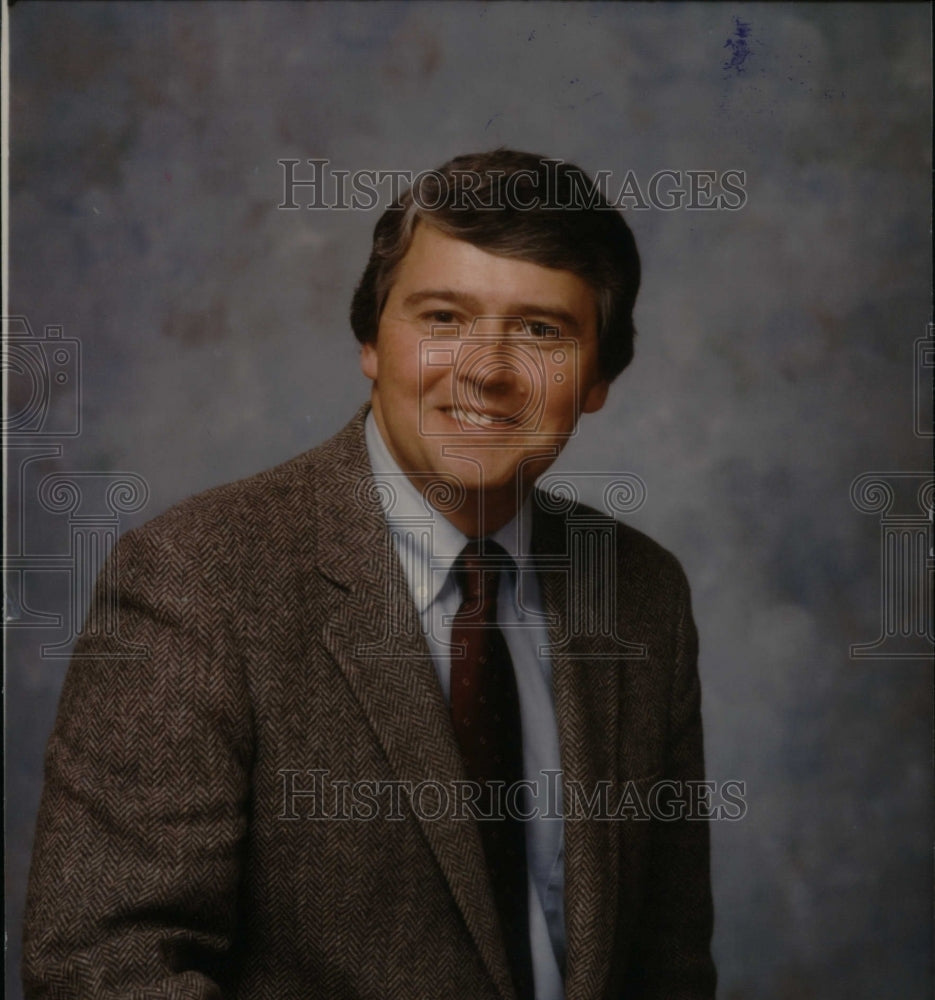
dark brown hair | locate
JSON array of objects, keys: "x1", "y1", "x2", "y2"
[{"x1": 349, "y1": 149, "x2": 641, "y2": 382}]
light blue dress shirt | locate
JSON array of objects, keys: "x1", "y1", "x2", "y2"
[{"x1": 365, "y1": 412, "x2": 566, "y2": 1000}]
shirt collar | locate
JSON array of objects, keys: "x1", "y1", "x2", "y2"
[{"x1": 364, "y1": 410, "x2": 532, "y2": 615}]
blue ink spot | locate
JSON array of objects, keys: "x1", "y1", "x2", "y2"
[
  {"x1": 723, "y1": 16, "x2": 752, "y2": 74},
  {"x1": 484, "y1": 113, "x2": 503, "y2": 131}
]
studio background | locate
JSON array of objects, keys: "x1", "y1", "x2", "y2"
[{"x1": 6, "y1": 3, "x2": 932, "y2": 998}]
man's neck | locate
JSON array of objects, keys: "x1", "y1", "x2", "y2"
[{"x1": 437, "y1": 486, "x2": 527, "y2": 539}]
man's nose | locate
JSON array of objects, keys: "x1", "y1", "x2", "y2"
[{"x1": 458, "y1": 340, "x2": 531, "y2": 408}]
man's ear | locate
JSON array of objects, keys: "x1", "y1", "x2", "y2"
[
  {"x1": 360, "y1": 340, "x2": 378, "y2": 381},
  {"x1": 581, "y1": 378, "x2": 609, "y2": 414}
]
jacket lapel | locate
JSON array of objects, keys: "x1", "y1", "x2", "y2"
[
  {"x1": 310, "y1": 408, "x2": 517, "y2": 1000},
  {"x1": 532, "y1": 498, "x2": 629, "y2": 1000}
]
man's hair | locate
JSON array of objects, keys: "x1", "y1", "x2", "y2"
[{"x1": 349, "y1": 149, "x2": 641, "y2": 382}]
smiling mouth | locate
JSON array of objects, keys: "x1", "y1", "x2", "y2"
[{"x1": 440, "y1": 406, "x2": 520, "y2": 429}]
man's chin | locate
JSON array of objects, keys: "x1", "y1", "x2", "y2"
[{"x1": 435, "y1": 455, "x2": 539, "y2": 500}]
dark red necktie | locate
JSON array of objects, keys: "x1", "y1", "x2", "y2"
[{"x1": 450, "y1": 539, "x2": 534, "y2": 1000}]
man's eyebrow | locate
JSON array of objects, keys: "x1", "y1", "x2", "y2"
[{"x1": 401, "y1": 290, "x2": 583, "y2": 331}]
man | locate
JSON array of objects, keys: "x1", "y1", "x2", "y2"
[{"x1": 23, "y1": 150, "x2": 716, "y2": 999}]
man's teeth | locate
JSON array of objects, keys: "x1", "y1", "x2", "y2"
[{"x1": 448, "y1": 409, "x2": 506, "y2": 427}]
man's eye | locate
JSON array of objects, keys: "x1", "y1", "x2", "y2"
[
  {"x1": 527, "y1": 321, "x2": 554, "y2": 338},
  {"x1": 429, "y1": 311, "x2": 456, "y2": 324}
]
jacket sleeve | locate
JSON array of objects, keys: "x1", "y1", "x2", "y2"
[
  {"x1": 22, "y1": 520, "x2": 254, "y2": 999},
  {"x1": 622, "y1": 570, "x2": 718, "y2": 1000}
]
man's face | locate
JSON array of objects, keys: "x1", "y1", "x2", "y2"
[{"x1": 361, "y1": 223, "x2": 609, "y2": 521}]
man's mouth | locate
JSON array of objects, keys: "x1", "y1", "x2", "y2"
[{"x1": 440, "y1": 406, "x2": 518, "y2": 429}]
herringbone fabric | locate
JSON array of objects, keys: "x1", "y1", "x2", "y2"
[
  {"x1": 450, "y1": 541, "x2": 534, "y2": 1000},
  {"x1": 23, "y1": 403, "x2": 716, "y2": 1000}
]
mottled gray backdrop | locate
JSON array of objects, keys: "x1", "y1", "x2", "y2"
[{"x1": 6, "y1": 3, "x2": 932, "y2": 998}]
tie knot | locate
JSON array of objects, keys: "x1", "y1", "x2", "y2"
[{"x1": 454, "y1": 539, "x2": 510, "y2": 607}]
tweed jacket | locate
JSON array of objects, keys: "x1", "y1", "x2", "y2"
[{"x1": 23, "y1": 405, "x2": 716, "y2": 1000}]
